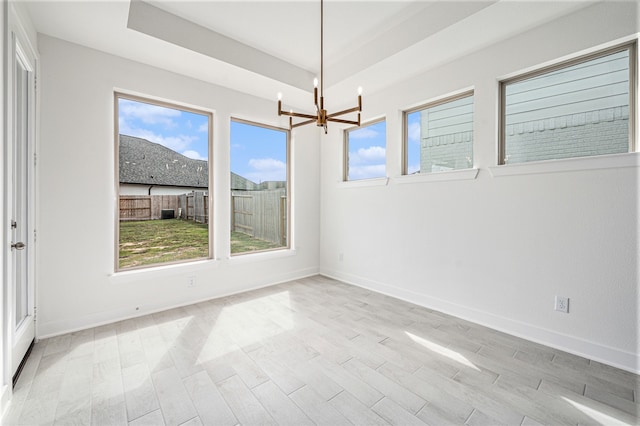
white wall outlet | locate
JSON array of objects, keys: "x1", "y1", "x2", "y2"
[
  {"x1": 187, "y1": 276, "x2": 196, "y2": 287},
  {"x1": 555, "y1": 296, "x2": 569, "y2": 313},
  {"x1": 338, "y1": 252, "x2": 344, "y2": 261}
]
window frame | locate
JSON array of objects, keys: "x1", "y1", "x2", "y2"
[
  {"x1": 498, "y1": 41, "x2": 637, "y2": 166},
  {"x1": 113, "y1": 91, "x2": 214, "y2": 272},
  {"x1": 343, "y1": 117, "x2": 387, "y2": 182},
  {"x1": 229, "y1": 117, "x2": 291, "y2": 256},
  {"x1": 402, "y1": 90, "x2": 475, "y2": 175}
]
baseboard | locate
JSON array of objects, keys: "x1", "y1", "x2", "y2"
[
  {"x1": 37, "y1": 267, "x2": 319, "y2": 339},
  {"x1": 320, "y1": 268, "x2": 640, "y2": 375}
]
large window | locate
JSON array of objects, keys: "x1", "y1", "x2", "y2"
[
  {"x1": 344, "y1": 119, "x2": 387, "y2": 181},
  {"x1": 404, "y1": 92, "x2": 474, "y2": 174},
  {"x1": 115, "y1": 93, "x2": 212, "y2": 270},
  {"x1": 230, "y1": 119, "x2": 289, "y2": 255},
  {"x1": 500, "y1": 43, "x2": 636, "y2": 165}
]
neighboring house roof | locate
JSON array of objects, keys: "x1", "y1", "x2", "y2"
[
  {"x1": 119, "y1": 135, "x2": 208, "y2": 188},
  {"x1": 119, "y1": 134, "x2": 284, "y2": 191}
]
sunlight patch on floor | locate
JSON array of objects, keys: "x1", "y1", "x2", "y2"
[
  {"x1": 405, "y1": 331, "x2": 480, "y2": 371},
  {"x1": 196, "y1": 291, "x2": 294, "y2": 364},
  {"x1": 562, "y1": 397, "x2": 632, "y2": 426}
]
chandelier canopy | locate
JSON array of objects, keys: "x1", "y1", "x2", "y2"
[{"x1": 277, "y1": 0, "x2": 362, "y2": 134}]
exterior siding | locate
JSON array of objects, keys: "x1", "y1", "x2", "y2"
[
  {"x1": 419, "y1": 95, "x2": 474, "y2": 172},
  {"x1": 503, "y1": 48, "x2": 630, "y2": 163}
]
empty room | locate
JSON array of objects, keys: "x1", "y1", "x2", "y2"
[{"x1": 1, "y1": 0, "x2": 638, "y2": 425}]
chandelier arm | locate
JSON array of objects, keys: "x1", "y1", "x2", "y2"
[
  {"x1": 327, "y1": 117, "x2": 361, "y2": 125},
  {"x1": 280, "y1": 111, "x2": 317, "y2": 120},
  {"x1": 326, "y1": 105, "x2": 362, "y2": 119},
  {"x1": 291, "y1": 118, "x2": 317, "y2": 128}
]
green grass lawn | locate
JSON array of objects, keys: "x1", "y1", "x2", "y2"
[
  {"x1": 230, "y1": 230, "x2": 281, "y2": 254},
  {"x1": 119, "y1": 219, "x2": 281, "y2": 268}
]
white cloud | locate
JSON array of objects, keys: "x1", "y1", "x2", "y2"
[
  {"x1": 119, "y1": 99, "x2": 180, "y2": 129},
  {"x1": 408, "y1": 121, "x2": 421, "y2": 144},
  {"x1": 119, "y1": 119, "x2": 198, "y2": 153},
  {"x1": 349, "y1": 146, "x2": 386, "y2": 165},
  {"x1": 246, "y1": 157, "x2": 286, "y2": 182},
  {"x1": 198, "y1": 123, "x2": 208, "y2": 133},
  {"x1": 348, "y1": 164, "x2": 386, "y2": 180},
  {"x1": 349, "y1": 127, "x2": 379, "y2": 139},
  {"x1": 182, "y1": 150, "x2": 207, "y2": 160}
]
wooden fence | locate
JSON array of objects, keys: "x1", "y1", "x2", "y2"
[
  {"x1": 120, "y1": 190, "x2": 284, "y2": 244},
  {"x1": 119, "y1": 195, "x2": 179, "y2": 221},
  {"x1": 231, "y1": 188, "x2": 287, "y2": 246},
  {"x1": 119, "y1": 192, "x2": 208, "y2": 223},
  {"x1": 178, "y1": 192, "x2": 209, "y2": 224}
]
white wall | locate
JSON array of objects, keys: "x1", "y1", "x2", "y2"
[
  {"x1": 36, "y1": 35, "x2": 320, "y2": 337},
  {"x1": 320, "y1": 2, "x2": 639, "y2": 373}
]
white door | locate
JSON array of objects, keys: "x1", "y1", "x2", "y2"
[{"x1": 9, "y1": 33, "x2": 35, "y2": 381}]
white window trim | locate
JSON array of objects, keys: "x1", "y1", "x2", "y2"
[
  {"x1": 489, "y1": 151, "x2": 640, "y2": 177},
  {"x1": 344, "y1": 117, "x2": 387, "y2": 182},
  {"x1": 402, "y1": 90, "x2": 475, "y2": 176},
  {"x1": 337, "y1": 177, "x2": 389, "y2": 188},
  {"x1": 229, "y1": 117, "x2": 292, "y2": 257},
  {"x1": 395, "y1": 168, "x2": 479, "y2": 184},
  {"x1": 226, "y1": 248, "x2": 297, "y2": 263},
  {"x1": 498, "y1": 40, "x2": 637, "y2": 166},
  {"x1": 114, "y1": 91, "x2": 214, "y2": 272}
]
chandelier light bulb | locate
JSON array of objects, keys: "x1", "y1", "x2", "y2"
[
  {"x1": 314, "y1": 78, "x2": 318, "y2": 88},
  {"x1": 277, "y1": 92, "x2": 282, "y2": 101},
  {"x1": 358, "y1": 86, "x2": 363, "y2": 95}
]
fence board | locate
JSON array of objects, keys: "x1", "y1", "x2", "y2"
[{"x1": 231, "y1": 189, "x2": 286, "y2": 245}]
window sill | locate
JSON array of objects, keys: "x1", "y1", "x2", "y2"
[
  {"x1": 489, "y1": 152, "x2": 640, "y2": 177},
  {"x1": 337, "y1": 177, "x2": 390, "y2": 188},
  {"x1": 228, "y1": 248, "x2": 297, "y2": 264},
  {"x1": 395, "y1": 168, "x2": 479, "y2": 184}
]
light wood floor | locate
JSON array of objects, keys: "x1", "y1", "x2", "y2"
[{"x1": 3, "y1": 275, "x2": 639, "y2": 425}]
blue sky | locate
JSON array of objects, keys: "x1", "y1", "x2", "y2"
[
  {"x1": 346, "y1": 115, "x2": 420, "y2": 179},
  {"x1": 118, "y1": 98, "x2": 210, "y2": 161},
  {"x1": 346, "y1": 120, "x2": 387, "y2": 180},
  {"x1": 230, "y1": 120, "x2": 287, "y2": 183}
]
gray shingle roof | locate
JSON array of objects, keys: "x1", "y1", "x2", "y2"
[{"x1": 119, "y1": 135, "x2": 208, "y2": 188}]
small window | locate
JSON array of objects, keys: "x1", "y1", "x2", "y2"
[
  {"x1": 344, "y1": 119, "x2": 386, "y2": 181},
  {"x1": 404, "y1": 92, "x2": 474, "y2": 174},
  {"x1": 230, "y1": 119, "x2": 289, "y2": 255},
  {"x1": 500, "y1": 43, "x2": 636, "y2": 165},
  {"x1": 115, "y1": 93, "x2": 212, "y2": 270}
]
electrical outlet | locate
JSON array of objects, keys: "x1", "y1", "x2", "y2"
[
  {"x1": 338, "y1": 252, "x2": 344, "y2": 261},
  {"x1": 187, "y1": 276, "x2": 196, "y2": 287},
  {"x1": 555, "y1": 296, "x2": 569, "y2": 313}
]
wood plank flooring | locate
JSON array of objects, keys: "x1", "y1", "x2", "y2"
[{"x1": 3, "y1": 275, "x2": 639, "y2": 425}]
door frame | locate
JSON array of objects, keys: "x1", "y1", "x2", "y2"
[{"x1": 1, "y1": 0, "x2": 38, "y2": 412}]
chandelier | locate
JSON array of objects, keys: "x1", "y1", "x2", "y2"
[{"x1": 277, "y1": 0, "x2": 362, "y2": 134}]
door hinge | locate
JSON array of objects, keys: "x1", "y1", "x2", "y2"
[
  {"x1": 33, "y1": 229, "x2": 37, "y2": 243},
  {"x1": 34, "y1": 153, "x2": 37, "y2": 167}
]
